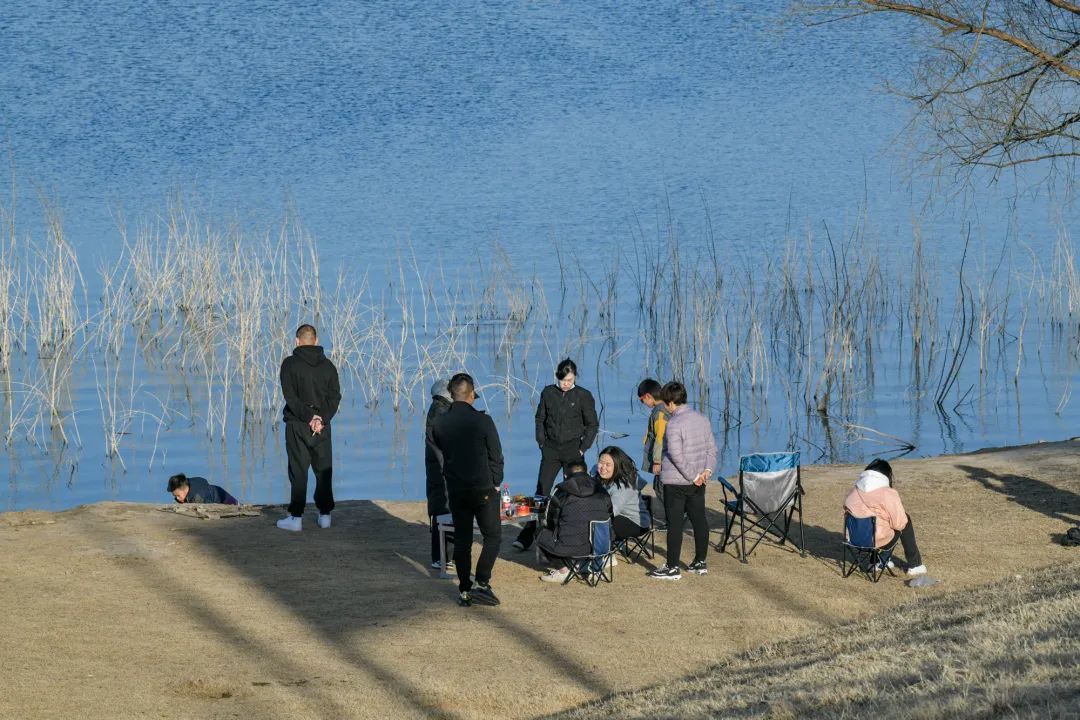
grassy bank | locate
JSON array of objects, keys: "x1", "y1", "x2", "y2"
[{"x1": 549, "y1": 559, "x2": 1080, "y2": 720}]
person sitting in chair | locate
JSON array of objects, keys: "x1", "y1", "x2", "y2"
[
  {"x1": 167, "y1": 474, "x2": 238, "y2": 505},
  {"x1": 844, "y1": 458, "x2": 927, "y2": 576},
  {"x1": 537, "y1": 459, "x2": 612, "y2": 583},
  {"x1": 595, "y1": 446, "x2": 650, "y2": 544}
]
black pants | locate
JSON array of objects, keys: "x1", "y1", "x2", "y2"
[
  {"x1": 891, "y1": 514, "x2": 923, "y2": 567},
  {"x1": 430, "y1": 516, "x2": 454, "y2": 564},
  {"x1": 449, "y1": 487, "x2": 502, "y2": 593},
  {"x1": 613, "y1": 515, "x2": 648, "y2": 540},
  {"x1": 516, "y1": 440, "x2": 582, "y2": 548},
  {"x1": 285, "y1": 423, "x2": 334, "y2": 517},
  {"x1": 663, "y1": 483, "x2": 709, "y2": 567},
  {"x1": 651, "y1": 475, "x2": 666, "y2": 525}
]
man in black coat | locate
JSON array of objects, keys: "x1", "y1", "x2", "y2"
[
  {"x1": 537, "y1": 460, "x2": 612, "y2": 583},
  {"x1": 431, "y1": 373, "x2": 504, "y2": 607},
  {"x1": 277, "y1": 324, "x2": 341, "y2": 532},
  {"x1": 425, "y1": 378, "x2": 453, "y2": 568},
  {"x1": 514, "y1": 358, "x2": 599, "y2": 550}
]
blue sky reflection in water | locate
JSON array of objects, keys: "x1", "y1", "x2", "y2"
[{"x1": 0, "y1": 1, "x2": 1076, "y2": 510}]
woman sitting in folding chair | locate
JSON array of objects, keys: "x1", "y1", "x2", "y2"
[
  {"x1": 844, "y1": 459, "x2": 928, "y2": 577},
  {"x1": 595, "y1": 446, "x2": 651, "y2": 555},
  {"x1": 537, "y1": 459, "x2": 613, "y2": 583}
]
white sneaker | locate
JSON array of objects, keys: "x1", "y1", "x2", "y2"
[
  {"x1": 276, "y1": 515, "x2": 302, "y2": 532},
  {"x1": 906, "y1": 564, "x2": 927, "y2": 576},
  {"x1": 540, "y1": 567, "x2": 570, "y2": 583},
  {"x1": 611, "y1": 555, "x2": 619, "y2": 566},
  {"x1": 317, "y1": 514, "x2": 331, "y2": 529}
]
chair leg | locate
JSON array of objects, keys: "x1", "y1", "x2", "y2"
[{"x1": 739, "y1": 506, "x2": 748, "y2": 564}]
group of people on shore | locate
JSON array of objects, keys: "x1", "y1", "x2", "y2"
[{"x1": 166, "y1": 324, "x2": 928, "y2": 608}]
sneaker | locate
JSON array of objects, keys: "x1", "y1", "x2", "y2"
[
  {"x1": 511, "y1": 540, "x2": 527, "y2": 551},
  {"x1": 457, "y1": 591, "x2": 472, "y2": 607},
  {"x1": 647, "y1": 565, "x2": 682, "y2": 580},
  {"x1": 276, "y1": 515, "x2": 302, "y2": 532},
  {"x1": 470, "y1": 584, "x2": 501, "y2": 606},
  {"x1": 430, "y1": 559, "x2": 456, "y2": 570},
  {"x1": 906, "y1": 564, "x2": 928, "y2": 576},
  {"x1": 540, "y1": 567, "x2": 570, "y2": 583},
  {"x1": 317, "y1": 514, "x2": 331, "y2": 529},
  {"x1": 687, "y1": 559, "x2": 708, "y2": 575}
]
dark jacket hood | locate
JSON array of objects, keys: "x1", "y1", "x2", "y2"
[
  {"x1": 561, "y1": 472, "x2": 602, "y2": 498},
  {"x1": 294, "y1": 344, "x2": 327, "y2": 367}
]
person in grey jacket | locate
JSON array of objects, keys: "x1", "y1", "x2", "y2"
[
  {"x1": 595, "y1": 445, "x2": 651, "y2": 541},
  {"x1": 649, "y1": 381, "x2": 717, "y2": 581}
]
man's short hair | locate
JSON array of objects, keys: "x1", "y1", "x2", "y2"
[
  {"x1": 295, "y1": 324, "x2": 317, "y2": 342},
  {"x1": 660, "y1": 381, "x2": 687, "y2": 406},
  {"x1": 448, "y1": 373, "x2": 475, "y2": 401},
  {"x1": 637, "y1": 378, "x2": 662, "y2": 398},
  {"x1": 555, "y1": 358, "x2": 577, "y2": 380},
  {"x1": 167, "y1": 474, "x2": 189, "y2": 492},
  {"x1": 565, "y1": 459, "x2": 589, "y2": 475}
]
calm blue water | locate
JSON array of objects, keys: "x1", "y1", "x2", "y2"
[{"x1": 1, "y1": 1, "x2": 1076, "y2": 511}]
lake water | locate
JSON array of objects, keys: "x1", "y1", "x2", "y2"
[{"x1": 1, "y1": 1, "x2": 1076, "y2": 511}]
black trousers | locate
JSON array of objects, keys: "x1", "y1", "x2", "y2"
[
  {"x1": 613, "y1": 515, "x2": 648, "y2": 540},
  {"x1": 516, "y1": 440, "x2": 582, "y2": 548},
  {"x1": 651, "y1": 475, "x2": 667, "y2": 525},
  {"x1": 449, "y1": 487, "x2": 502, "y2": 593},
  {"x1": 286, "y1": 423, "x2": 334, "y2": 517},
  {"x1": 891, "y1": 514, "x2": 923, "y2": 567},
  {"x1": 663, "y1": 483, "x2": 709, "y2": 567}
]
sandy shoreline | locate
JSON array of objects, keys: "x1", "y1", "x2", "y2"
[{"x1": 3, "y1": 440, "x2": 1078, "y2": 719}]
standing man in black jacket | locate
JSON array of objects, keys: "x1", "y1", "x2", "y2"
[
  {"x1": 425, "y1": 378, "x2": 453, "y2": 568},
  {"x1": 513, "y1": 358, "x2": 599, "y2": 551},
  {"x1": 277, "y1": 324, "x2": 341, "y2": 532},
  {"x1": 431, "y1": 373, "x2": 504, "y2": 607}
]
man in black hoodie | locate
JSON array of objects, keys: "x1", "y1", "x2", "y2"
[
  {"x1": 431, "y1": 373, "x2": 504, "y2": 607},
  {"x1": 277, "y1": 324, "x2": 341, "y2": 532},
  {"x1": 514, "y1": 358, "x2": 599, "y2": 550}
]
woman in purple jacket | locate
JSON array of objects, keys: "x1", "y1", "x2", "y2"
[{"x1": 649, "y1": 381, "x2": 716, "y2": 580}]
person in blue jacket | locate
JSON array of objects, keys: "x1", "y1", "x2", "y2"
[{"x1": 167, "y1": 474, "x2": 238, "y2": 505}]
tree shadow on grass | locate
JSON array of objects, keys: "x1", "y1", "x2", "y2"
[
  {"x1": 955, "y1": 464, "x2": 1080, "y2": 526},
  {"x1": 89, "y1": 500, "x2": 614, "y2": 719}
]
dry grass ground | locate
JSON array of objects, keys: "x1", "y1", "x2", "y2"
[{"x1": 1, "y1": 440, "x2": 1078, "y2": 720}]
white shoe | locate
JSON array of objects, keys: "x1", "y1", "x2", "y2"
[
  {"x1": 611, "y1": 555, "x2": 618, "y2": 566},
  {"x1": 317, "y1": 514, "x2": 331, "y2": 529},
  {"x1": 540, "y1": 567, "x2": 570, "y2": 583},
  {"x1": 276, "y1": 515, "x2": 302, "y2": 532},
  {"x1": 906, "y1": 564, "x2": 927, "y2": 576}
]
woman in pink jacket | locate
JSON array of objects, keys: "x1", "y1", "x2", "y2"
[{"x1": 844, "y1": 459, "x2": 927, "y2": 576}]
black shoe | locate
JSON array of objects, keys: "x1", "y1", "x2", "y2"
[
  {"x1": 470, "y1": 584, "x2": 501, "y2": 606},
  {"x1": 687, "y1": 560, "x2": 708, "y2": 575},
  {"x1": 647, "y1": 565, "x2": 682, "y2": 580},
  {"x1": 457, "y1": 591, "x2": 472, "y2": 607}
]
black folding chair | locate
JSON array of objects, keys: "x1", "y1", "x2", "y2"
[
  {"x1": 841, "y1": 512, "x2": 899, "y2": 582},
  {"x1": 716, "y1": 452, "x2": 805, "y2": 563},
  {"x1": 562, "y1": 519, "x2": 616, "y2": 586},
  {"x1": 615, "y1": 522, "x2": 655, "y2": 562}
]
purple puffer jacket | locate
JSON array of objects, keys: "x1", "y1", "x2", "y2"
[{"x1": 660, "y1": 405, "x2": 718, "y2": 486}]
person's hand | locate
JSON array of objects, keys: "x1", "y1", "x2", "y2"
[
  {"x1": 309, "y1": 415, "x2": 324, "y2": 435},
  {"x1": 650, "y1": 463, "x2": 661, "y2": 474}
]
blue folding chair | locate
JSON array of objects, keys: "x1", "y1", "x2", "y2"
[
  {"x1": 716, "y1": 452, "x2": 805, "y2": 563},
  {"x1": 562, "y1": 519, "x2": 616, "y2": 586},
  {"x1": 841, "y1": 511, "x2": 900, "y2": 582}
]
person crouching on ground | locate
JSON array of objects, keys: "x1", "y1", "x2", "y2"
[
  {"x1": 168, "y1": 474, "x2": 238, "y2": 505},
  {"x1": 425, "y1": 378, "x2": 454, "y2": 570},
  {"x1": 650, "y1": 381, "x2": 716, "y2": 581},
  {"x1": 431, "y1": 373, "x2": 504, "y2": 607},
  {"x1": 844, "y1": 459, "x2": 928, "y2": 576},
  {"x1": 537, "y1": 459, "x2": 613, "y2": 583},
  {"x1": 595, "y1": 446, "x2": 651, "y2": 554}
]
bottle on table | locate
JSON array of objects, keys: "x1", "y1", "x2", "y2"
[{"x1": 501, "y1": 484, "x2": 512, "y2": 517}]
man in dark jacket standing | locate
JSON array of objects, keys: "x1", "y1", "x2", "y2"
[
  {"x1": 514, "y1": 358, "x2": 599, "y2": 551},
  {"x1": 277, "y1": 324, "x2": 341, "y2": 532},
  {"x1": 425, "y1": 378, "x2": 453, "y2": 568},
  {"x1": 431, "y1": 373, "x2": 504, "y2": 607}
]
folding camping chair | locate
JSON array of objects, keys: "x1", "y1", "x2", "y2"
[
  {"x1": 561, "y1": 519, "x2": 616, "y2": 586},
  {"x1": 614, "y1": 521, "x2": 655, "y2": 563},
  {"x1": 841, "y1": 512, "x2": 899, "y2": 582},
  {"x1": 716, "y1": 452, "x2": 805, "y2": 563}
]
